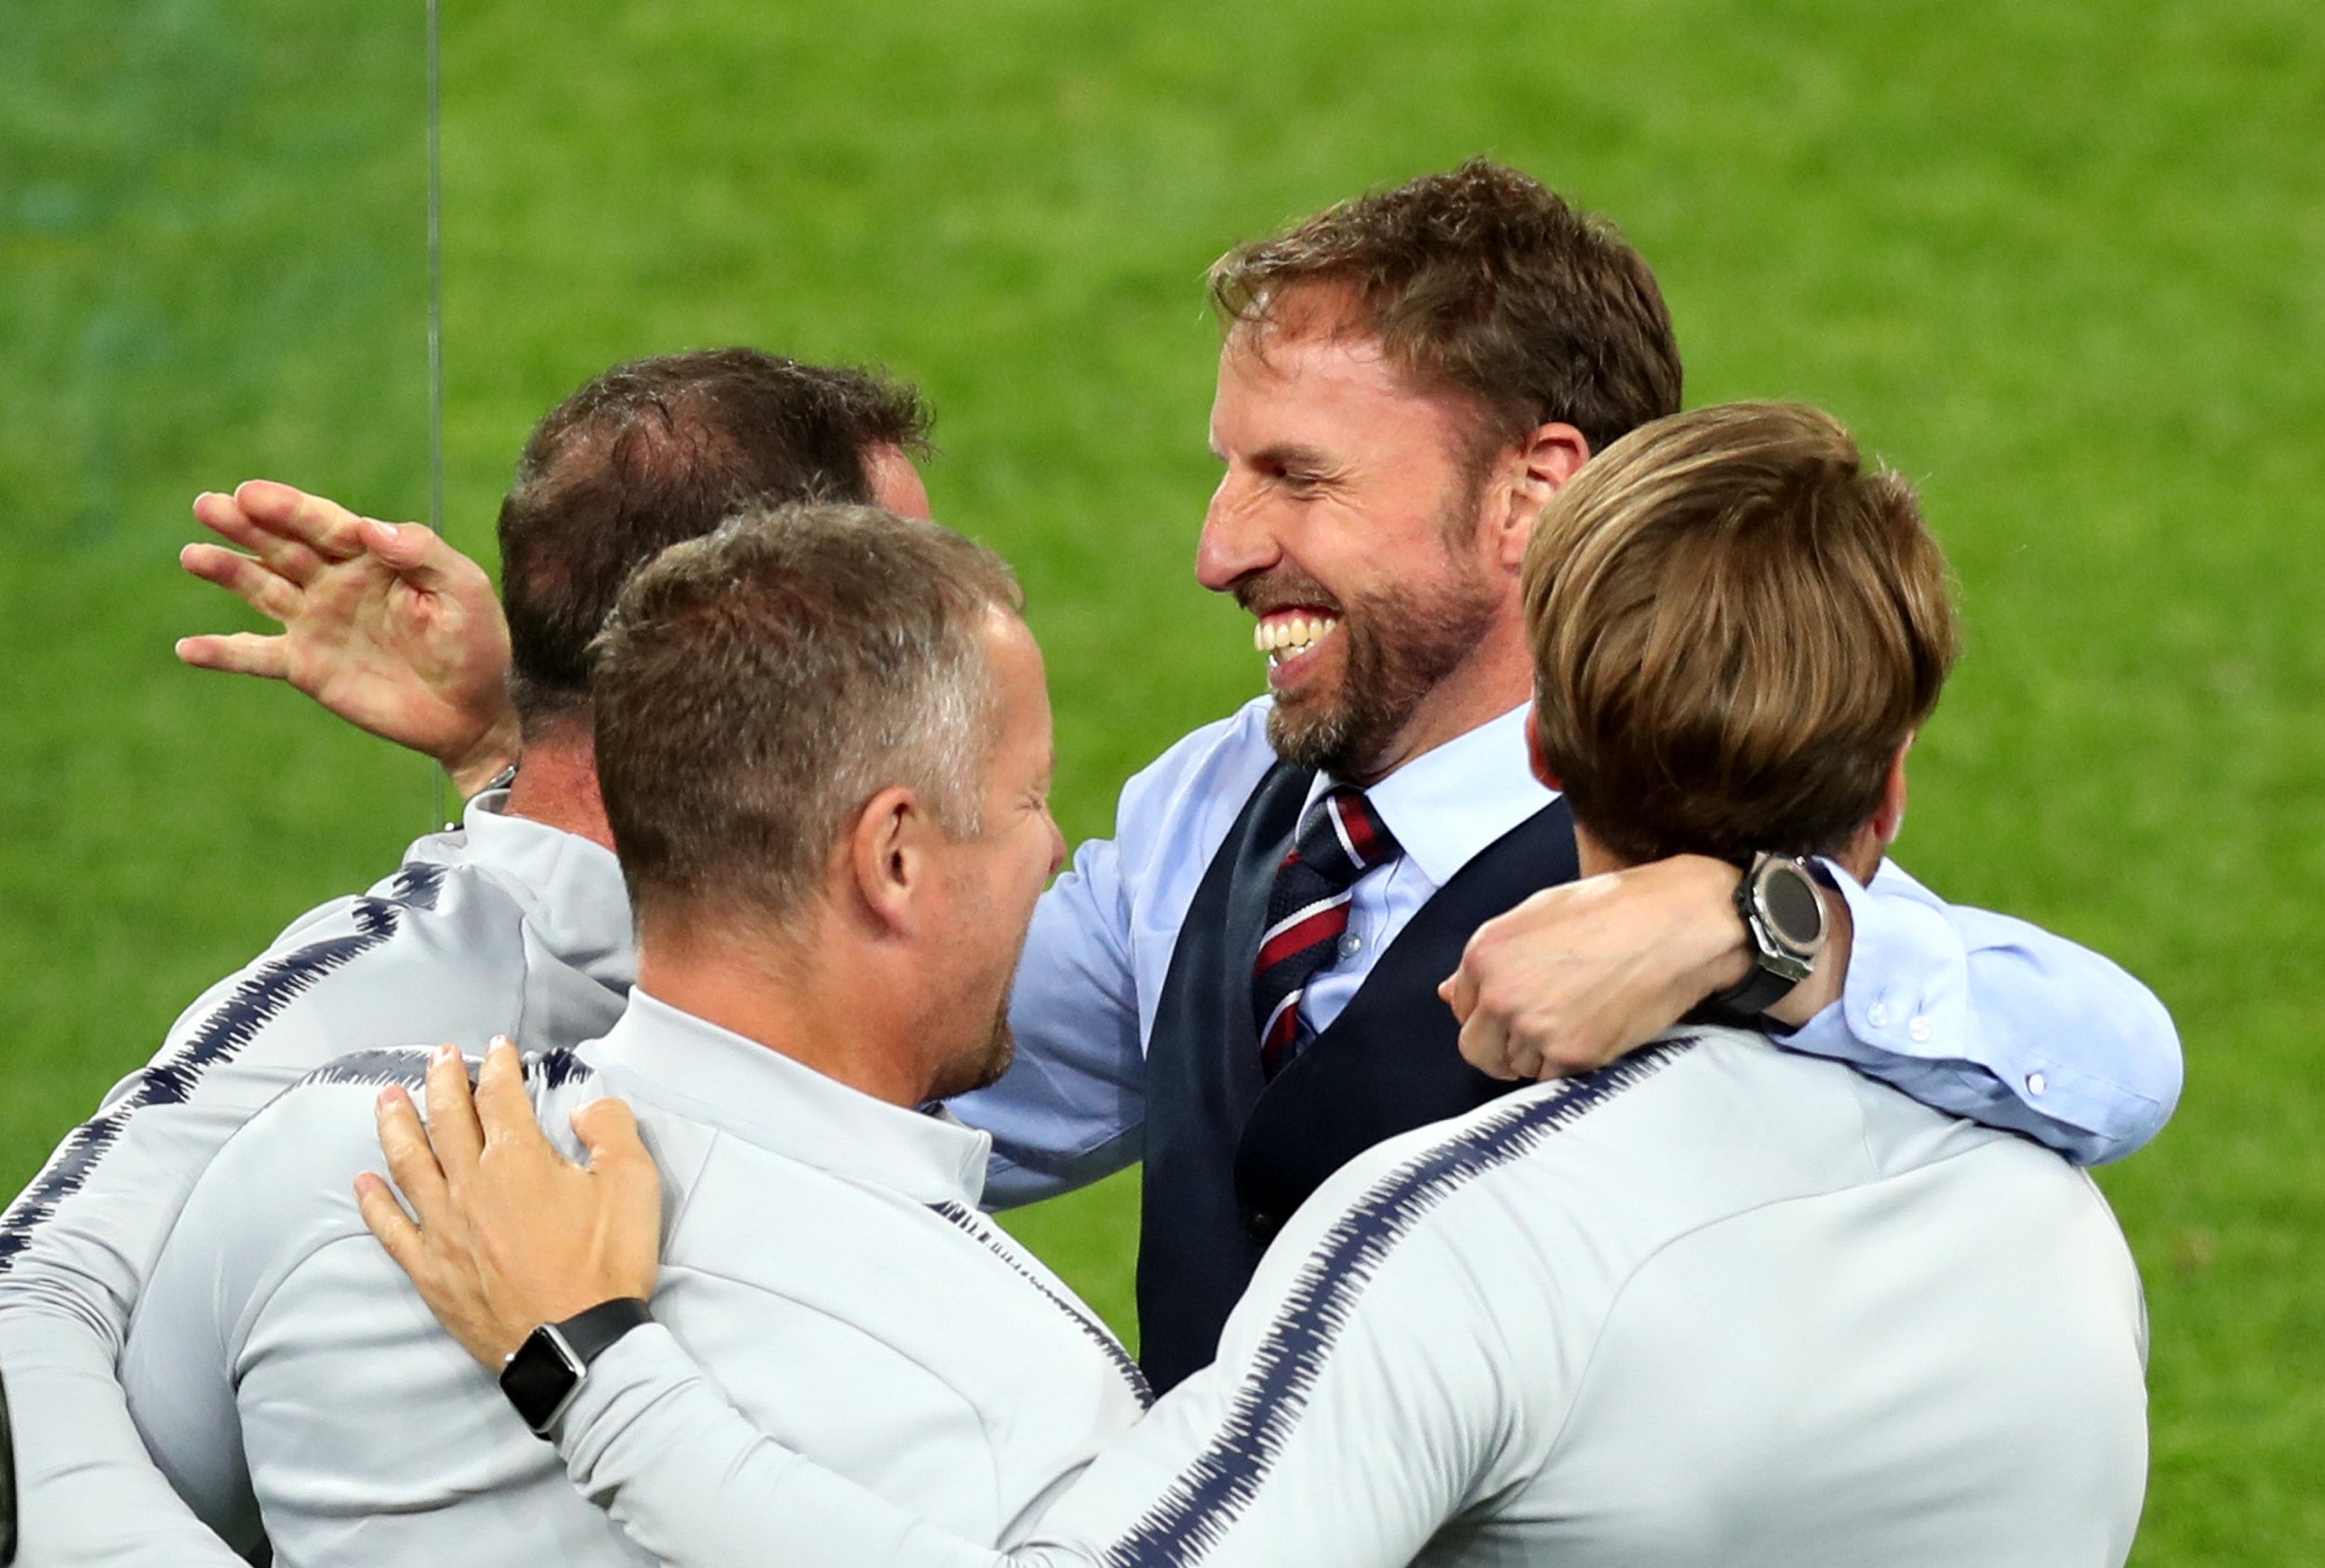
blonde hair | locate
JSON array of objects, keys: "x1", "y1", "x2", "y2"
[{"x1": 1523, "y1": 402, "x2": 1959, "y2": 865}]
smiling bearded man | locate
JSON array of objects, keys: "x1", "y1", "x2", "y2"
[
  {"x1": 1220, "y1": 290, "x2": 1511, "y2": 778},
  {"x1": 964, "y1": 162, "x2": 2180, "y2": 1389}
]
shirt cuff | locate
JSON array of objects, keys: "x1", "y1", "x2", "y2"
[{"x1": 1781, "y1": 860, "x2": 2126, "y2": 1161}]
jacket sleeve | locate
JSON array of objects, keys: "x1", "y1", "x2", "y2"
[{"x1": 0, "y1": 963, "x2": 326, "y2": 1566}]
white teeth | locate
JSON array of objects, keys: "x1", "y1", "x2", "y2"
[{"x1": 1256, "y1": 614, "x2": 1340, "y2": 661}]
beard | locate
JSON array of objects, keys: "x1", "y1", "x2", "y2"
[
  {"x1": 926, "y1": 962, "x2": 1022, "y2": 1103},
  {"x1": 966, "y1": 1008, "x2": 1016, "y2": 1094},
  {"x1": 927, "y1": 1009, "x2": 1016, "y2": 1102},
  {"x1": 1241, "y1": 553, "x2": 1501, "y2": 781}
]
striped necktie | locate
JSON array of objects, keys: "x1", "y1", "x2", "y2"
[{"x1": 1250, "y1": 786, "x2": 1403, "y2": 1081}]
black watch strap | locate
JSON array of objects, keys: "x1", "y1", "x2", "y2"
[
  {"x1": 1707, "y1": 962, "x2": 1800, "y2": 1018},
  {"x1": 498, "y1": 1297, "x2": 654, "y2": 1438},
  {"x1": 557, "y1": 1296, "x2": 655, "y2": 1363}
]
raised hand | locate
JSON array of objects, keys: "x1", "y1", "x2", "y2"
[
  {"x1": 357, "y1": 1039, "x2": 664, "y2": 1369},
  {"x1": 176, "y1": 479, "x2": 522, "y2": 796}
]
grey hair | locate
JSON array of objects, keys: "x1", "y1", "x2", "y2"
[{"x1": 589, "y1": 501, "x2": 1024, "y2": 927}]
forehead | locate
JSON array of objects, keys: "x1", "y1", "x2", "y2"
[
  {"x1": 1212, "y1": 318, "x2": 1477, "y2": 463},
  {"x1": 980, "y1": 613, "x2": 1051, "y2": 725},
  {"x1": 864, "y1": 444, "x2": 932, "y2": 521}
]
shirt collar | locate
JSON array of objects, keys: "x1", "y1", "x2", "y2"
[
  {"x1": 429, "y1": 790, "x2": 637, "y2": 992},
  {"x1": 579, "y1": 989, "x2": 993, "y2": 1208},
  {"x1": 1308, "y1": 702, "x2": 1556, "y2": 887}
]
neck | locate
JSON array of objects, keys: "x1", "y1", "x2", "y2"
[
  {"x1": 633, "y1": 910, "x2": 933, "y2": 1108},
  {"x1": 1352, "y1": 635, "x2": 1533, "y2": 785},
  {"x1": 503, "y1": 730, "x2": 615, "y2": 852}
]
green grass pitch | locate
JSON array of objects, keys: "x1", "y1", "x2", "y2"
[{"x1": 4, "y1": 0, "x2": 2320, "y2": 1559}]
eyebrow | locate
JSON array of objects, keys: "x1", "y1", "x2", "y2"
[{"x1": 1245, "y1": 442, "x2": 1340, "y2": 471}]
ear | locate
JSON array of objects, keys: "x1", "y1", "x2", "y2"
[
  {"x1": 846, "y1": 784, "x2": 937, "y2": 936},
  {"x1": 1833, "y1": 737, "x2": 1913, "y2": 884},
  {"x1": 1487, "y1": 421, "x2": 1592, "y2": 570},
  {"x1": 1869, "y1": 735, "x2": 1912, "y2": 846},
  {"x1": 1523, "y1": 707, "x2": 1562, "y2": 791}
]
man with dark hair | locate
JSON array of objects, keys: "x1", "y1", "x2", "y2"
[
  {"x1": 0, "y1": 350, "x2": 932, "y2": 1565},
  {"x1": 122, "y1": 505, "x2": 1150, "y2": 1566},
  {"x1": 365, "y1": 405, "x2": 2149, "y2": 1568},
  {"x1": 162, "y1": 162, "x2": 2180, "y2": 1395},
  {"x1": 497, "y1": 349, "x2": 933, "y2": 732}
]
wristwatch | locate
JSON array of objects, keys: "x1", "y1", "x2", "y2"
[
  {"x1": 498, "y1": 1297, "x2": 655, "y2": 1439},
  {"x1": 1707, "y1": 852, "x2": 1828, "y2": 1018}
]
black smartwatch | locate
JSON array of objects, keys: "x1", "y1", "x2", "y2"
[
  {"x1": 498, "y1": 1297, "x2": 655, "y2": 1439},
  {"x1": 1707, "y1": 852, "x2": 1828, "y2": 1018}
]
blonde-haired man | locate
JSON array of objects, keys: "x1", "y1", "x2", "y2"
[{"x1": 370, "y1": 403, "x2": 2150, "y2": 1567}]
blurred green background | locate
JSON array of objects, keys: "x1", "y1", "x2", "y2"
[{"x1": 4, "y1": 0, "x2": 2319, "y2": 1560}]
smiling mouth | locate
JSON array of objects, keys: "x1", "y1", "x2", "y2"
[{"x1": 1253, "y1": 609, "x2": 1342, "y2": 669}]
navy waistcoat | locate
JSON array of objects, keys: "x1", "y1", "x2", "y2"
[{"x1": 1135, "y1": 760, "x2": 1580, "y2": 1392}]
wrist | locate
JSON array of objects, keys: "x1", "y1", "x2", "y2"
[
  {"x1": 1672, "y1": 854, "x2": 1754, "y2": 997},
  {"x1": 445, "y1": 709, "x2": 524, "y2": 801},
  {"x1": 499, "y1": 1296, "x2": 655, "y2": 1438}
]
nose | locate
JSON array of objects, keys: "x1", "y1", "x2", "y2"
[
  {"x1": 1195, "y1": 471, "x2": 1279, "y2": 593},
  {"x1": 1045, "y1": 813, "x2": 1068, "y2": 879}
]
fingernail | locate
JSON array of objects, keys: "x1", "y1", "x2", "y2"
[{"x1": 435, "y1": 1043, "x2": 458, "y2": 1064}]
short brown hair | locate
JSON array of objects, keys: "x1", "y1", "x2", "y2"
[
  {"x1": 499, "y1": 349, "x2": 932, "y2": 732},
  {"x1": 1208, "y1": 159, "x2": 1682, "y2": 459},
  {"x1": 1524, "y1": 402, "x2": 1959, "y2": 866},
  {"x1": 590, "y1": 503, "x2": 1022, "y2": 928}
]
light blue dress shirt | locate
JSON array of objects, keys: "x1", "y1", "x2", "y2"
[{"x1": 956, "y1": 697, "x2": 2182, "y2": 1202}]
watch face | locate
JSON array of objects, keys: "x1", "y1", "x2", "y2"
[
  {"x1": 500, "y1": 1327, "x2": 583, "y2": 1433},
  {"x1": 1756, "y1": 859, "x2": 1827, "y2": 953}
]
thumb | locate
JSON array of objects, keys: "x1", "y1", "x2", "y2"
[
  {"x1": 572, "y1": 1097, "x2": 652, "y2": 1175},
  {"x1": 1440, "y1": 962, "x2": 1479, "y2": 1025}
]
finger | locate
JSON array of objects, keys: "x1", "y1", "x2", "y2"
[
  {"x1": 231, "y1": 479, "x2": 379, "y2": 565},
  {"x1": 1550, "y1": 1030, "x2": 1629, "y2": 1076},
  {"x1": 179, "y1": 542, "x2": 302, "y2": 622},
  {"x1": 175, "y1": 631, "x2": 289, "y2": 681},
  {"x1": 572, "y1": 1098, "x2": 667, "y2": 1298},
  {"x1": 474, "y1": 1036, "x2": 543, "y2": 1151},
  {"x1": 1456, "y1": 1005, "x2": 1521, "y2": 1082},
  {"x1": 193, "y1": 490, "x2": 333, "y2": 582},
  {"x1": 359, "y1": 518, "x2": 494, "y2": 600},
  {"x1": 423, "y1": 1043, "x2": 486, "y2": 1177},
  {"x1": 374, "y1": 1084, "x2": 451, "y2": 1215},
  {"x1": 354, "y1": 1171, "x2": 428, "y2": 1273}
]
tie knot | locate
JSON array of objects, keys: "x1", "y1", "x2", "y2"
[{"x1": 1292, "y1": 786, "x2": 1402, "y2": 889}]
